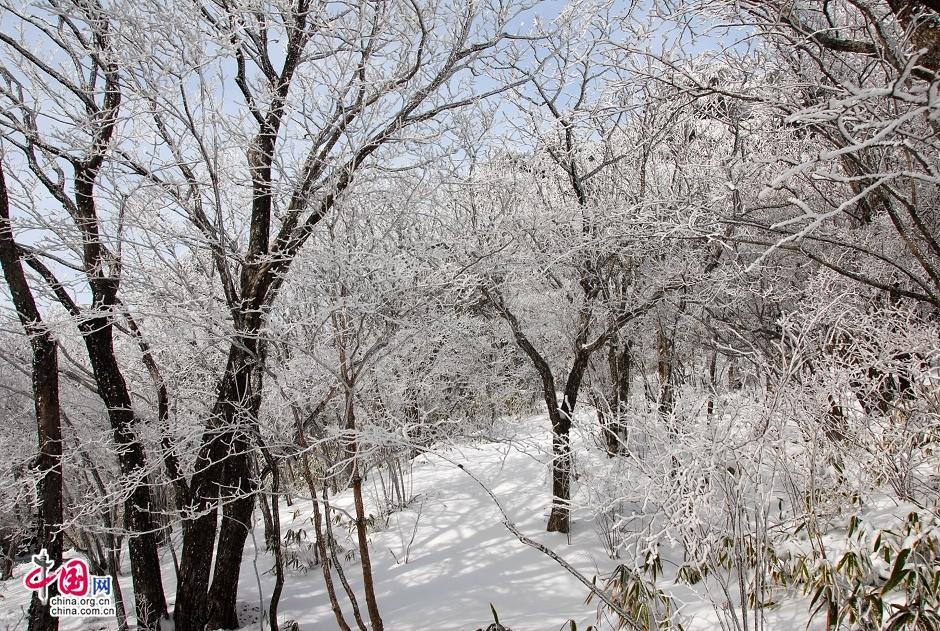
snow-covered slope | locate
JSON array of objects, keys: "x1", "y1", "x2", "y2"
[
  {"x1": 1, "y1": 415, "x2": 619, "y2": 630},
  {"x1": 10, "y1": 410, "x2": 902, "y2": 630},
  {"x1": 272, "y1": 420, "x2": 611, "y2": 630}
]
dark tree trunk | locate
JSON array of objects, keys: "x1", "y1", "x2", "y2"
[
  {"x1": 657, "y1": 327, "x2": 675, "y2": 418},
  {"x1": 259, "y1": 484, "x2": 276, "y2": 551},
  {"x1": 27, "y1": 157, "x2": 169, "y2": 629},
  {"x1": 10, "y1": 103, "x2": 168, "y2": 627},
  {"x1": 546, "y1": 405, "x2": 572, "y2": 533},
  {"x1": 601, "y1": 340, "x2": 632, "y2": 456},
  {"x1": 483, "y1": 286, "x2": 597, "y2": 536},
  {"x1": 173, "y1": 371, "x2": 246, "y2": 631},
  {"x1": 706, "y1": 348, "x2": 718, "y2": 417},
  {"x1": 323, "y1": 484, "x2": 368, "y2": 631},
  {"x1": 175, "y1": 348, "x2": 244, "y2": 630},
  {"x1": 265, "y1": 462, "x2": 284, "y2": 631},
  {"x1": 176, "y1": 335, "x2": 263, "y2": 631},
  {"x1": 0, "y1": 161, "x2": 63, "y2": 631},
  {"x1": 547, "y1": 354, "x2": 589, "y2": 535},
  {"x1": 27, "y1": 332, "x2": 63, "y2": 631},
  {"x1": 209, "y1": 346, "x2": 268, "y2": 629},
  {"x1": 342, "y1": 387, "x2": 384, "y2": 631},
  {"x1": 25, "y1": 333, "x2": 62, "y2": 631},
  {"x1": 352, "y1": 468, "x2": 383, "y2": 630},
  {"x1": 81, "y1": 323, "x2": 168, "y2": 628},
  {"x1": 206, "y1": 449, "x2": 255, "y2": 630},
  {"x1": 173, "y1": 507, "x2": 217, "y2": 631}
]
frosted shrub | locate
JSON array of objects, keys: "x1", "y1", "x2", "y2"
[{"x1": 773, "y1": 511, "x2": 940, "y2": 630}]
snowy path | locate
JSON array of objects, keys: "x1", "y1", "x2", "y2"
[
  {"x1": 1, "y1": 416, "x2": 618, "y2": 630},
  {"x1": 268, "y1": 417, "x2": 613, "y2": 630}
]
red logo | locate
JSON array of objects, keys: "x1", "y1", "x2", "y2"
[
  {"x1": 23, "y1": 565, "x2": 58, "y2": 591},
  {"x1": 58, "y1": 559, "x2": 89, "y2": 596},
  {"x1": 22, "y1": 550, "x2": 90, "y2": 603}
]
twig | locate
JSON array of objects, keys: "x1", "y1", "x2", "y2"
[{"x1": 450, "y1": 461, "x2": 644, "y2": 631}]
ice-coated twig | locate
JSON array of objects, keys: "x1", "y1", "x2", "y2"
[{"x1": 448, "y1": 458, "x2": 644, "y2": 631}]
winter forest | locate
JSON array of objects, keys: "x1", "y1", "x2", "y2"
[{"x1": 0, "y1": 0, "x2": 938, "y2": 629}]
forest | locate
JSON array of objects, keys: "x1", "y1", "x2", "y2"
[{"x1": 0, "y1": 0, "x2": 938, "y2": 629}]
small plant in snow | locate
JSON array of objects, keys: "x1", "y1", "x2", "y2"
[
  {"x1": 473, "y1": 603, "x2": 512, "y2": 631},
  {"x1": 282, "y1": 526, "x2": 318, "y2": 573},
  {"x1": 778, "y1": 511, "x2": 940, "y2": 630},
  {"x1": 587, "y1": 562, "x2": 685, "y2": 631}
]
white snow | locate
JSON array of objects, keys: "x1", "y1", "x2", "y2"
[
  {"x1": 1, "y1": 412, "x2": 918, "y2": 630},
  {"x1": 1, "y1": 415, "x2": 617, "y2": 630}
]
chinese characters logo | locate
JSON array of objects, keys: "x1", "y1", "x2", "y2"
[{"x1": 22, "y1": 549, "x2": 115, "y2": 618}]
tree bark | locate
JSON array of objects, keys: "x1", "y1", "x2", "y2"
[
  {"x1": 265, "y1": 461, "x2": 284, "y2": 631},
  {"x1": 0, "y1": 160, "x2": 62, "y2": 631},
  {"x1": 547, "y1": 350, "x2": 589, "y2": 534},
  {"x1": 300, "y1": 451, "x2": 353, "y2": 631},
  {"x1": 350, "y1": 469, "x2": 383, "y2": 630},
  {"x1": 173, "y1": 506, "x2": 217, "y2": 631},
  {"x1": 259, "y1": 484, "x2": 276, "y2": 551},
  {"x1": 546, "y1": 405, "x2": 573, "y2": 533},
  {"x1": 341, "y1": 385, "x2": 384, "y2": 631},
  {"x1": 205, "y1": 449, "x2": 255, "y2": 630},
  {"x1": 601, "y1": 340, "x2": 632, "y2": 456},
  {"x1": 657, "y1": 326, "x2": 675, "y2": 419},
  {"x1": 176, "y1": 336, "x2": 261, "y2": 631},
  {"x1": 81, "y1": 321, "x2": 168, "y2": 627},
  {"x1": 706, "y1": 348, "x2": 717, "y2": 418}
]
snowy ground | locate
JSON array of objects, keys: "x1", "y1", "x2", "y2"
[
  {"x1": 2, "y1": 415, "x2": 621, "y2": 630},
  {"x1": 2, "y1": 412, "x2": 905, "y2": 630},
  {"x1": 263, "y1": 417, "x2": 619, "y2": 630}
]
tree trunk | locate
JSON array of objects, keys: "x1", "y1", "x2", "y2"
[
  {"x1": 206, "y1": 449, "x2": 255, "y2": 630},
  {"x1": 259, "y1": 485, "x2": 276, "y2": 550},
  {"x1": 482, "y1": 284, "x2": 655, "y2": 535},
  {"x1": 300, "y1": 451, "x2": 353, "y2": 631},
  {"x1": 208, "y1": 347, "x2": 268, "y2": 628},
  {"x1": 266, "y1": 465, "x2": 284, "y2": 631},
  {"x1": 547, "y1": 348, "x2": 591, "y2": 535},
  {"x1": 176, "y1": 337, "x2": 261, "y2": 631},
  {"x1": 27, "y1": 333, "x2": 62, "y2": 631},
  {"x1": 343, "y1": 389, "x2": 384, "y2": 631},
  {"x1": 0, "y1": 160, "x2": 63, "y2": 631},
  {"x1": 601, "y1": 340, "x2": 632, "y2": 456},
  {"x1": 174, "y1": 417, "x2": 242, "y2": 630},
  {"x1": 205, "y1": 493, "x2": 253, "y2": 629},
  {"x1": 657, "y1": 327, "x2": 675, "y2": 419},
  {"x1": 26, "y1": 333, "x2": 62, "y2": 631},
  {"x1": 82, "y1": 323, "x2": 168, "y2": 628},
  {"x1": 352, "y1": 471, "x2": 383, "y2": 630},
  {"x1": 546, "y1": 405, "x2": 572, "y2": 534},
  {"x1": 706, "y1": 348, "x2": 717, "y2": 417},
  {"x1": 323, "y1": 484, "x2": 368, "y2": 631},
  {"x1": 174, "y1": 507, "x2": 217, "y2": 631}
]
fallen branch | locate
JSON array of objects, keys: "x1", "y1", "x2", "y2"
[{"x1": 447, "y1": 460, "x2": 643, "y2": 631}]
